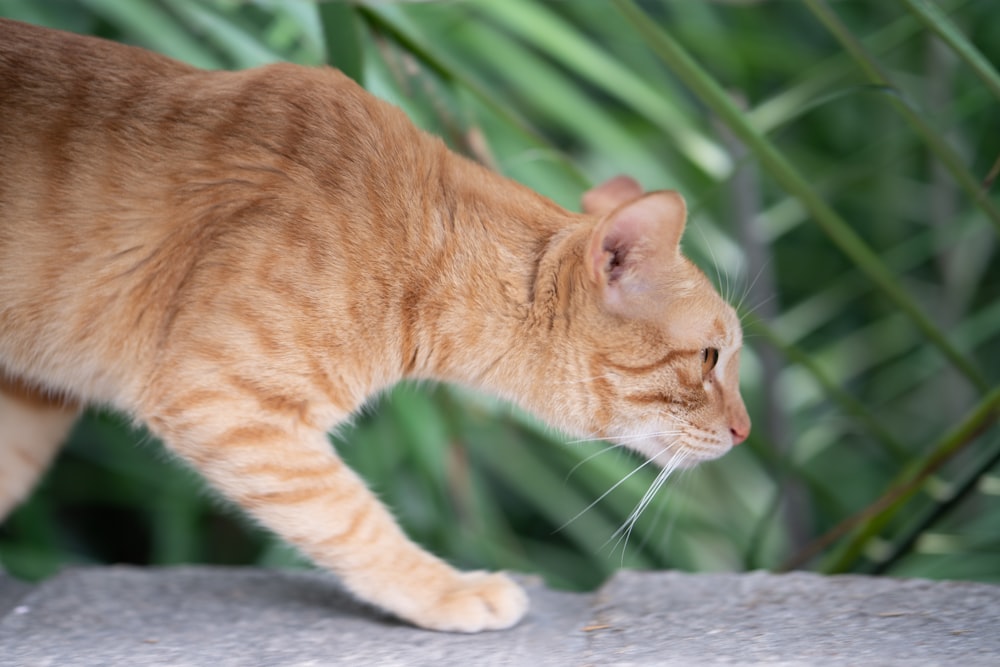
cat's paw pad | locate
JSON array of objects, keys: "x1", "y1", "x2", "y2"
[{"x1": 418, "y1": 571, "x2": 528, "y2": 633}]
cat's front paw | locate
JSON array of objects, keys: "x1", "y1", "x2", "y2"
[{"x1": 415, "y1": 571, "x2": 528, "y2": 633}]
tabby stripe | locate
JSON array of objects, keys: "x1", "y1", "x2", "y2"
[
  {"x1": 224, "y1": 374, "x2": 312, "y2": 422},
  {"x1": 400, "y1": 287, "x2": 421, "y2": 375},
  {"x1": 211, "y1": 423, "x2": 288, "y2": 448},
  {"x1": 236, "y1": 460, "x2": 340, "y2": 482},
  {"x1": 157, "y1": 389, "x2": 230, "y2": 419},
  {"x1": 306, "y1": 358, "x2": 354, "y2": 412},
  {"x1": 590, "y1": 376, "x2": 616, "y2": 436},
  {"x1": 12, "y1": 445, "x2": 43, "y2": 469},
  {"x1": 625, "y1": 392, "x2": 677, "y2": 406},
  {"x1": 600, "y1": 349, "x2": 694, "y2": 375},
  {"x1": 316, "y1": 500, "x2": 375, "y2": 547},
  {"x1": 241, "y1": 484, "x2": 327, "y2": 507}
]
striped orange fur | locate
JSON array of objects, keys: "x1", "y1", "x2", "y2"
[{"x1": 0, "y1": 19, "x2": 749, "y2": 632}]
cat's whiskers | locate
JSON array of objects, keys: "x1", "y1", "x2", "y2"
[
  {"x1": 611, "y1": 429, "x2": 685, "y2": 444},
  {"x1": 560, "y1": 425, "x2": 691, "y2": 560},
  {"x1": 563, "y1": 441, "x2": 626, "y2": 481},
  {"x1": 737, "y1": 293, "x2": 777, "y2": 326},
  {"x1": 734, "y1": 258, "x2": 769, "y2": 312},
  {"x1": 632, "y1": 464, "x2": 694, "y2": 556},
  {"x1": 695, "y1": 224, "x2": 727, "y2": 303},
  {"x1": 668, "y1": 414, "x2": 696, "y2": 433},
  {"x1": 563, "y1": 424, "x2": 686, "y2": 488},
  {"x1": 563, "y1": 434, "x2": 613, "y2": 445},
  {"x1": 563, "y1": 428, "x2": 682, "y2": 446},
  {"x1": 607, "y1": 447, "x2": 689, "y2": 562},
  {"x1": 554, "y1": 447, "x2": 669, "y2": 534}
]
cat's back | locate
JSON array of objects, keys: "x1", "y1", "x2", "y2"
[
  {"x1": 0, "y1": 18, "x2": 195, "y2": 120},
  {"x1": 0, "y1": 17, "x2": 379, "y2": 252},
  {"x1": 0, "y1": 19, "x2": 327, "y2": 403},
  {"x1": 0, "y1": 18, "x2": 437, "y2": 406},
  {"x1": 0, "y1": 18, "x2": 203, "y2": 229},
  {"x1": 0, "y1": 17, "x2": 412, "y2": 211},
  {"x1": 0, "y1": 18, "x2": 195, "y2": 91}
]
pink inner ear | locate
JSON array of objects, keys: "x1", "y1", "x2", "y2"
[
  {"x1": 587, "y1": 191, "x2": 688, "y2": 308},
  {"x1": 597, "y1": 211, "x2": 650, "y2": 284}
]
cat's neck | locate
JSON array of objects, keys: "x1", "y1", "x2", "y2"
[{"x1": 392, "y1": 148, "x2": 583, "y2": 408}]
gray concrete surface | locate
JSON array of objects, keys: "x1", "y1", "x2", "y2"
[{"x1": 0, "y1": 566, "x2": 997, "y2": 666}]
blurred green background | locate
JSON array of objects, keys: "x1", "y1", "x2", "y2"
[{"x1": 2, "y1": 0, "x2": 999, "y2": 591}]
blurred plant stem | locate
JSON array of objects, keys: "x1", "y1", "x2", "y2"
[
  {"x1": 713, "y1": 102, "x2": 807, "y2": 553},
  {"x1": 784, "y1": 386, "x2": 1000, "y2": 572},
  {"x1": 804, "y1": 0, "x2": 1000, "y2": 234}
]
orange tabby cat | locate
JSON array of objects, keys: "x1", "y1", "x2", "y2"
[{"x1": 0, "y1": 19, "x2": 750, "y2": 632}]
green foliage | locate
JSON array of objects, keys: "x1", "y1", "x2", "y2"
[{"x1": 2, "y1": 0, "x2": 998, "y2": 589}]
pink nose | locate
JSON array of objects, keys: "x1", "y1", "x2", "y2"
[{"x1": 727, "y1": 402, "x2": 751, "y2": 446}]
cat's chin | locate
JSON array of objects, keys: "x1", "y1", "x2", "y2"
[
  {"x1": 671, "y1": 448, "x2": 728, "y2": 469},
  {"x1": 614, "y1": 432, "x2": 731, "y2": 469}
]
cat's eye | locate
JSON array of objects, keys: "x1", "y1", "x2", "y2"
[{"x1": 701, "y1": 347, "x2": 719, "y2": 374}]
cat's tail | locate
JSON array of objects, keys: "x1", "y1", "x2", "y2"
[{"x1": 0, "y1": 375, "x2": 80, "y2": 521}]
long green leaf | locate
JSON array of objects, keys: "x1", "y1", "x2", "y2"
[
  {"x1": 165, "y1": 0, "x2": 285, "y2": 68},
  {"x1": 819, "y1": 386, "x2": 1000, "y2": 573},
  {"x1": 356, "y1": 5, "x2": 588, "y2": 187},
  {"x1": 747, "y1": 0, "x2": 971, "y2": 133},
  {"x1": 319, "y1": 2, "x2": 363, "y2": 83},
  {"x1": 871, "y1": 440, "x2": 1000, "y2": 575},
  {"x1": 744, "y1": 314, "x2": 908, "y2": 460},
  {"x1": 898, "y1": 0, "x2": 1000, "y2": 104},
  {"x1": 476, "y1": 0, "x2": 731, "y2": 180},
  {"x1": 804, "y1": 0, "x2": 1000, "y2": 235},
  {"x1": 79, "y1": 0, "x2": 222, "y2": 68}
]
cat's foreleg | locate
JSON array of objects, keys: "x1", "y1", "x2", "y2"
[
  {"x1": 147, "y1": 402, "x2": 527, "y2": 632},
  {"x1": 0, "y1": 375, "x2": 80, "y2": 520}
]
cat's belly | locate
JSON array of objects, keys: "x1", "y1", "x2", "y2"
[
  {"x1": 0, "y1": 340, "x2": 124, "y2": 407},
  {"x1": 0, "y1": 283, "x2": 150, "y2": 408}
]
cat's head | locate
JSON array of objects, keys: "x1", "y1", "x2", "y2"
[{"x1": 547, "y1": 176, "x2": 750, "y2": 468}]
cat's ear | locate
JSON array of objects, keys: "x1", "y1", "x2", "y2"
[
  {"x1": 586, "y1": 190, "x2": 687, "y2": 315},
  {"x1": 581, "y1": 175, "x2": 643, "y2": 216}
]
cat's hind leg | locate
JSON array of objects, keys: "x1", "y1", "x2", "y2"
[
  {"x1": 0, "y1": 375, "x2": 80, "y2": 520},
  {"x1": 143, "y1": 379, "x2": 528, "y2": 632}
]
